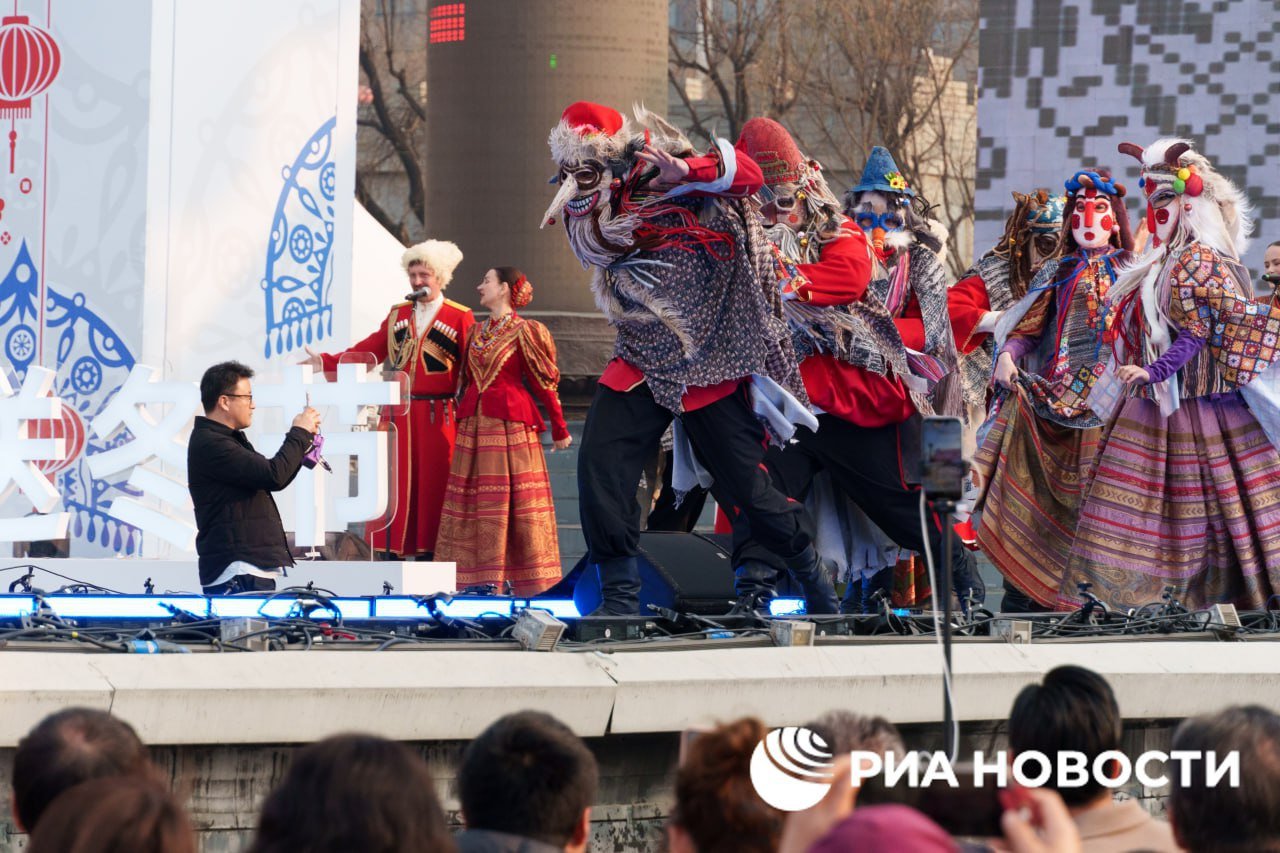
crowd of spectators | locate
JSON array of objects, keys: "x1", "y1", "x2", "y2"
[{"x1": 4, "y1": 665, "x2": 1276, "y2": 852}]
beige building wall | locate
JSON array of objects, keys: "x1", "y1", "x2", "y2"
[{"x1": 426, "y1": 0, "x2": 668, "y2": 377}]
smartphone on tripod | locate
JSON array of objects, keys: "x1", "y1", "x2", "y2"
[{"x1": 920, "y1": 416, "x2": 965, "y2": 500}]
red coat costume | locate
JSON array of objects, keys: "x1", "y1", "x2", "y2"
[
  {"x1": 321, "y1": 298, "x2": 475, "y2": 556},
  {"x1": 947, "y1": 274, "x2": 994, "y2": 356},
  {"x1": 792, "y1": 224, "x2": 915, "y2": 428}
]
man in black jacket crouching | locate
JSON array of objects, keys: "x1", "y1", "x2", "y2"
[{"x1": 188, "y1": 361, "x2": 320, "y2": 594}]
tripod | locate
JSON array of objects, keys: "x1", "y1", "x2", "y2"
[{"x1": 927, "y1": 496, "x2": 958, "y2": 760}]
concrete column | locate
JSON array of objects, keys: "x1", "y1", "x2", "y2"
[{"x1": 425, "y1": 0, "x2": 668, "y2": 379}]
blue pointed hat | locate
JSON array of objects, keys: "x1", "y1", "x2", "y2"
[{"x1": 852, "y1": 146, "x2": 914, "y2": 197}]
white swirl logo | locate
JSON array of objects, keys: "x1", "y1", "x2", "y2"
[{"x1": 749, "y1": 726, "x2": 835, "y2": 811}]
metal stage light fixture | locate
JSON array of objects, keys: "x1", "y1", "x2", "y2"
[
  {"x1": 769, "y1": 620, "x2": 815, "y2": 647},
  {"x1": 513, "y1": 608, "x2": 566, "y2": 652}
]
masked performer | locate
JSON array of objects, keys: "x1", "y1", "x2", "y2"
[
  {"x1": 844, "y1": 147, "x2": 961, "y2": 419},
  {"x1": 542, "y1": 101, "x2": 836, "y2": 616},
  {"x1": 946, "y1": 190, "x2": 1064, "y2": 557},
  {"x1": 732, "y1": 118, "x2": 981, "y2": 614},
  {"x1": 435, "y1": 267, "x2": 570, "y2": 595},
  {"x1": 950, "y1": 190, "x2": 1066, "y2": 433},
  {"x1": 1062, "y1": 139, "x2": 1280, "y2": 611},
  {"x1": 973, "y1": 170, "x2": 1134, "y2": 610},
  {"x1": 303, "y1": 241, "x2": 474, "y2": 558}
]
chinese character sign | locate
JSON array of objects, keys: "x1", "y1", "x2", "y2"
[
  {"x1": 87, "y1": 365, "x2": 201, "y2": 550},
  {"x1": 0, "y1": 366, "x2": 70, "y2": 542},
  {"x1": 253, "y1": 363, "x2": 401, "y2": 548}
]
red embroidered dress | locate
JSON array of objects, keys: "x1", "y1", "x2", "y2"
[{"x1": 435, "y1": 314, "x2": 569, "y2": 595}]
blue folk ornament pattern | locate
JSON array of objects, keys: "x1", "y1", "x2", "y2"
[
  {"x1": 0, "y1": 240, "x2": 142, "y2": 553},
  {"x1": 263, "y1": 116, "x2": 337, "y2": 358}
]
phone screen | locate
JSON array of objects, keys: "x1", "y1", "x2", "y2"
[{"x1": 921, "y1": 416, "x2": 965, "y2": 499}]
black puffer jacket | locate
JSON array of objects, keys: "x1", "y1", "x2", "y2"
[{"x1": 187, "y1": 416, "x2": 311, "y2": 585}]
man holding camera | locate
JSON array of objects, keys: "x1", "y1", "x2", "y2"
[{"x1": 188, "y1": 360, "x2": 320, "y2": 594}]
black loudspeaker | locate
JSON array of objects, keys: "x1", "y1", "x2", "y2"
[{"x1": 567, "y1": 531, "x2": 738, "y2": 616}]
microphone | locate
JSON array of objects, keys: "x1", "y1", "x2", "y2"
[
  {"x1": 1262, "y1": 273, "x2": 1280, "y2": 286},
  {"x1": 302, "y1": 432, "x2": 332, "y2": 473},
  {"x1": 404, "y1": 287, "x2": 432, "y2": 301}
]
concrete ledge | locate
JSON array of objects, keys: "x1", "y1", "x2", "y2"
[
  {"x1": 1, "y1": 640, "x2": 1278, "y2": 746},
  {"x1": 605, "y1": 641, "x2": 1280, "y2": 732},
  {"x1": 0, "y1": 651, "x2": 617, "y2": 746}
]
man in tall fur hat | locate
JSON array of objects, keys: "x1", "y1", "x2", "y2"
[
  {"x1": 303, "y1": 240, "x2": 474, "y2": 559},
  {"x1": 542, "y1": 101, "x2": 838, "y2": 617},
  {"x1": 732, "y1": 117, "x2": 982, "y2": 614}
]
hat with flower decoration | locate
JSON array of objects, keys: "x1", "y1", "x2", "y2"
[{"x1": 851, "y1": 146, "x2": 914, "y2": 197}]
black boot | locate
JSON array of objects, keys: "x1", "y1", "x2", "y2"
[
  {"x1": 998, "y1": 578, "x2": 1050, "y2": 613},
  {"x1": 859, "y1": 568, "x2": 893, "y2": 615},
  {"x1": 785, "y1": 546, "x2": 839, "y2": 615},
  {"x1": 950, "y1": 550, "x2": 985, "y2": 613},
  {"x1": 587, "y1": 556, "x2": 642, "y2": 617},
  {"x1": 840, "y1": 576, "x2": 861, "y2": 615},
  {"x1": 730, "y1": 558, "x2": 780, "y2": 616}
]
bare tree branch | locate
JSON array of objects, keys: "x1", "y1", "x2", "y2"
[{"x1": 356, "y1": 0, "x2": 427, "y2": 242}]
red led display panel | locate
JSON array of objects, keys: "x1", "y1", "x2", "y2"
[{"x1": 429, "y1": 3, "x2": 465, "y2": 44}]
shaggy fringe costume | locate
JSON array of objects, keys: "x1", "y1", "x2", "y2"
[
  {"x1": 950, "y1": 190, "x2": 1065, "y2": 417},
  {"x1": 732, "y1": 119, "x2": 981, "y2": 614},
  {"x1": 545, "y1": 102, "x2": 836, "y2": 616},
  {"x1": 1062, "y1": 139, "x2": 1280, "y2": 611}
]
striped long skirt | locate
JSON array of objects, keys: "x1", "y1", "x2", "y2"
[
  {"x1": 1061, "y1": 392, "x2": 1280, "y2": 611},
  {"x1": 434, "y1": 415, "x2": 562, "y2": 596},
  {"x1": 973, "y1": 387, "x2": 1099, "y2": 607}
]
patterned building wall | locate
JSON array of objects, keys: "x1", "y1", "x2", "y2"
[{"x1": 975, "y1": 0, "x2": 1280, "y2": 276}]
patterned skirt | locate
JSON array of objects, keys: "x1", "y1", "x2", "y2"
[
  {"x1": 1061, "y1": 392, "x2": 1280, "y2": 610},
  {"x1": 973, "y1": 387, "x2": 1099, "y2": 607},
  {"x1": 434, "y1": 415, "x2": 562, "y2": 596}
]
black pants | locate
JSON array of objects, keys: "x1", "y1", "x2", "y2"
[
  {"x1": 646, "y1": 449, "x2": 711, "y2": 532},
  {"x1": 579, "y1": 383, "x2": 810, "y2": 566},
  {"x1": 203, "y1": 574, "x2": 278, "y2": 596},
  {"x1": 733, "y1": 415, "x2": 969, "y2": 585}
]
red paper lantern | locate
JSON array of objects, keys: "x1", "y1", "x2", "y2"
[
  {"x1": 0, "y1": 14, "x2": 60, "y2": 173},
  {"x1": 26, "y1": 404, "x2": 84, "y2": 476}
]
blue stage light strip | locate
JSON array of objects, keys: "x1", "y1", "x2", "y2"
[
  {"x1": 769, "y1": 598, "x2": 806, "y2": 617},
  {"x1": 370, "y1": 597, "x2": 517, "y2": 620},
  {"x1": 519, "y1": 599, "x2": 580, "y2": 619},
  {"x1": 0, "y1": 596, "x2": 37, "y2": 618},
  {"x1": 26, "y1": 595, "x2": 210, "y2": 620},
  {"x1": 369, "y1": 597, "x2": 580, "y2": 620},
  {"x1": 0, "y1": 595, "x2": 581, "y2": 622},
  {"x1": 210, "y1": 597, "x2": 371, "y2": 620},
  {"x1": 369, "y1": 597, "x2": 429, "y2": 619}
]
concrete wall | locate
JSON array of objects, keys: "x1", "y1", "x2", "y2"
[
  {"x1": 0, "y1": 639, "x2": 1272, "y2": 849},
  {"x1": 0, "y1": 720, "x2": 1180, "y2": 852}
]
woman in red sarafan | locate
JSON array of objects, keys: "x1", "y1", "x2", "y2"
[{"x1": 435, "y1": 266, "x2": 571, "y2": 595}]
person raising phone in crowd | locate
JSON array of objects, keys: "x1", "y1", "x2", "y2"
[{"x1": 188, "y1": 360, "x2": 320, "y2": 595}]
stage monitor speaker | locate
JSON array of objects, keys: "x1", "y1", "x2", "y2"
[{"x1": 567, "y1": 531, "x2": 738, "y2": 616}]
